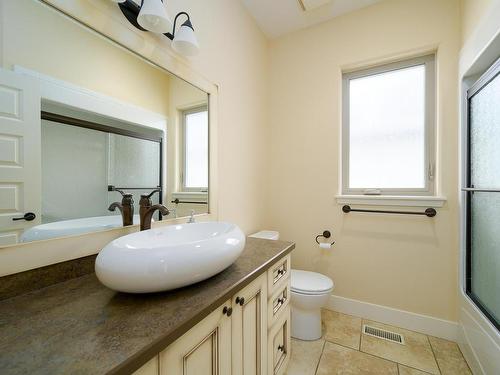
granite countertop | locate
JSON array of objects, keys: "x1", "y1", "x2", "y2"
[{"x1": 0, "y1": 238, "x2": 294, "y2": 375}]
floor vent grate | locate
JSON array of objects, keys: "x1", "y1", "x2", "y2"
[{"x1": 362, "y1": 325, "x2": 405, "y2": 345}]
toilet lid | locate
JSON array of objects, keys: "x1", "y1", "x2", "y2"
[{"x1": 291, "y1": 270, "x2": 334, "y2": 295}]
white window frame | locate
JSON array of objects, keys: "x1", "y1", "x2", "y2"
[
  {"x1": 180, "y1": 105, "x2": 209, "y2": 193},
  {"x1": 341, "y1": 54, "x2": 436, "y2": 197}
]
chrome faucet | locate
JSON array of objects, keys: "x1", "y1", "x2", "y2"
[
  {"x1": 188, "y1": 209, "x2": 196, "y2": 223},
  {"x1": 108, "y1": 189, "x2": 134, "y2": 226},
  {"x1": 139, "y1": 189, "x2": 169, "y2": 231}
]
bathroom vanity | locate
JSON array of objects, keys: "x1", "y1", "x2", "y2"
[{"x1": 0, "y1": 238, "x2": 294, "y2": 375}]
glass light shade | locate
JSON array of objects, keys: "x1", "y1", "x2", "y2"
[
  {"x1": 172, "y1": 24, "x2": 199, "y2": 57},
  {"x1": 137, "y1": 0, "x2": 172, "y2": 33}
]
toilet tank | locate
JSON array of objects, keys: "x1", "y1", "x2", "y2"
[{"x1": 249, "y1": 230, "x2": 279, "y2": 240}]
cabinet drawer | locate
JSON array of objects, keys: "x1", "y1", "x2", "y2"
[
  {"x1": 267, "y1": 306, "x2": 291, "y2": 375},
  {"x1": 267, "y1": 255, "x2": 291, "y2": 296},
  {"x1": 268, "y1": 278, "x2": 290, "y2": 328}
]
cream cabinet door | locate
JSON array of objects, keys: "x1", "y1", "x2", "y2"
[
  {"x1": 133, "y1": 356, "x2": 159, "y2": 375},
  {"x1": 232, "y1": 274, "x2": 268, "y2": 375},
  {"x1": 159, "y1": 300, "x2": 232, "y2": 375},
  {"x1": 267, "y1": 307, "x2": 291, "y2": 375}
]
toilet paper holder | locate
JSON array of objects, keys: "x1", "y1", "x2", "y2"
[{"x1": 315, "y1": 230, "x2": 335, "y2": 246}]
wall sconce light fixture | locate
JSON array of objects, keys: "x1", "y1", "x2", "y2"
[{"x1": 111, "y1": 0, "x2": 199, "y2": 57}]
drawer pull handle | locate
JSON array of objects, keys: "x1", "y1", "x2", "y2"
[
  {"x1": 278, "y1": 345, "x2": 286, "y2": 353},
  {"x1": 222, "y1": 306, "x2": 233, "y2": 317},
  {"x1": 235, "y1": 296, "x2": 245, "y2": 306},
  {"x1": 273, "y1": 265, "x2": 287, "y2": 284},
  {"x1": 273, "y1": 296, "x2": 287, "y2": 314}
]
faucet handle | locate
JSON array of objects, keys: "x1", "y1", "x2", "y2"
[
  {"x1": 143, "y1": 188, "x2": 161, "y2": 199},
  {"x1": 140, "y1": 188, "x2": 162, "y2": 209},
  {"x1": 108, "y1": 185, "x2": 132, "y2": 198}
]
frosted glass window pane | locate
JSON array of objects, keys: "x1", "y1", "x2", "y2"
[
  {"x1": 470, "y1": 72, "x2": 500, "y2": 188},
  {"x1": 349, "y1": 65, "x2": 426, "y2": 189},
  {"x1": 108, "y1": 134, "x2": 160, "y2": 188},
  {"x1": 185, "y1": 110, "x2": 208, "y2": 188},
  {"x1": 470, "y1": 192, "x2": 500, "y2": 325}
]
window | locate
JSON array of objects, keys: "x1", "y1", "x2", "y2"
[
  {"x1": 342, "y1": 55, "x2": 435, "y2": 196},
  {"x1": 181, "y1": 106, "x2": 208, "y2": 192}
]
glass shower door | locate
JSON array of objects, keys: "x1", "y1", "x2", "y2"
[{"x1": 465, "y1": 57, "x2": 500, "y2": 330}]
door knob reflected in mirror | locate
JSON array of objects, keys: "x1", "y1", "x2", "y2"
[{"x1": 12, "y1": 212, "x2": 36, "y2": 221}]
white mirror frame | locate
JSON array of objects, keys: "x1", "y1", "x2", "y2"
[{"x1": 0, "y1": 0, "x2": 219, "y2": 276}]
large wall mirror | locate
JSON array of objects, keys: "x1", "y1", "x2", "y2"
[{"x1": 0, "y1": 0, "x2": 209, "y2": 246}]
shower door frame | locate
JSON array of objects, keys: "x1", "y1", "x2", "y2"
[{"x1": 464, "y1": 55, "x2": 500, "y2": 332}]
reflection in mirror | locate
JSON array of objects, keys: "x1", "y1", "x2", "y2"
[
  {"x1": 182, "y1": 106, "x2": 209, "y2": 192},
  {"x1": 0, "y1": 0, "x2": 209, "y2": 246}
]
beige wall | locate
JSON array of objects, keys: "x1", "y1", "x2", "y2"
[
  {"x1": 1, "y1": 0, "x2": 171, "y2": 115},
  {"x1": 265, "y1": 0, "x2": 461, "y2": 321},
  {"x1": 460, "y1": 0, "x2": 494, "y2": 43},
  {"x1": 172, "y1": 0, "x2": 269, "y2": 232}
]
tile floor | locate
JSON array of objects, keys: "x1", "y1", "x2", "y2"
[{"x1": 286, "y1": 310, "x2": 472, "y2": 375}]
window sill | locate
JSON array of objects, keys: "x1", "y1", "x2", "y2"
[{"x1": 335, "y1": 194, "x2": 446, "y2": 208}]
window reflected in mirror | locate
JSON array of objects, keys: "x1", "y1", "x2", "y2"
[{"x1": 182, "y1": 106, "x2": 209, "y2": 192}]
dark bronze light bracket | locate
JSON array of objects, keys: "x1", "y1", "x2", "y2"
[{"x1": 117, "y1": 0, "x2": 194, "y2": 40}]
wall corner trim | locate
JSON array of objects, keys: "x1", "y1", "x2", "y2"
[{"x1": 326, "y1": 294, "x2": 458, "y2": 341}]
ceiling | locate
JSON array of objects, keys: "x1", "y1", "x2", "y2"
[{"x1": 241, "y1": 0, "x2": 384, "y2": 38}]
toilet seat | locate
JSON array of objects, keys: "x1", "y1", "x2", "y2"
[{"x1": 291, "y1": 270, "x2": 334, "y2": 295}]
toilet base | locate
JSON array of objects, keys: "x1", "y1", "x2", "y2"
[{"x1": 291, "y1": 306, "x2": 322, "y2": 341}]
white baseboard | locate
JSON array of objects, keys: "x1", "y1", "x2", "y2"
[
  {"x1": 457, "y1": 317, "x2": 484, "y2": 375},
  {"x1": 456, "y1": 301, "x2": 500, "y2": 375},
  {"x1": 326, "y1": 295, "x2": 458, "y2": 342}
]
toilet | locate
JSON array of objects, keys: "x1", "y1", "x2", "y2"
[
  {"x1": 290, "y1": 269, "x2": 333, "y2": 340},
  {"x1": 249, "y1": 231, "x2": 334, "y2": 341}
]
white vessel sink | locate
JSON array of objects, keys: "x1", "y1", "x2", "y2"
[
  {"x1": 20, "y1": 215, "x2": 141, "y2": 242},
  {"x1": 95, "y1": 222, "x2": 246, "y2": 293}
]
